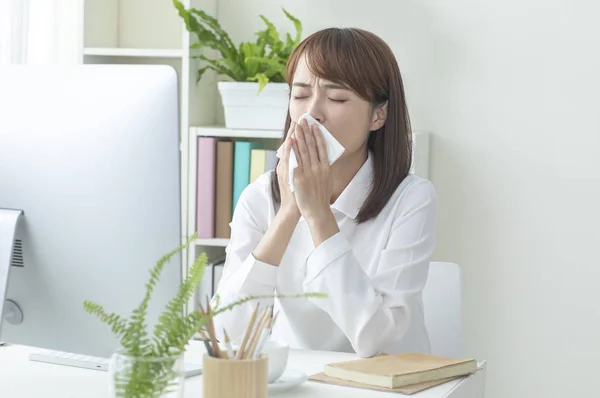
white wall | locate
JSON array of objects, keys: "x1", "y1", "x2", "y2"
[
  {"x1": 84, "y1": 0, "x2": 182, "y2": 49},
  {"x1": 214, "y1": 1, "x2": 600, "y2": 397}
]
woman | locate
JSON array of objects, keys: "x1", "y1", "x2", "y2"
[{"x1": 212, "y1": 27, "x2": 437, "y2": 358}]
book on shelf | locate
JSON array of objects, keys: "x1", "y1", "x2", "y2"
[
  {"x1": 265, "y1": 149, "x2": 278, "y2": 171},
  {"x1": 250, "y1": 149, "x2": 278, "y2": 183},
  {"x1": 215, "y1": 141, "x2": 234, "y2": 239},
  {"x1": 232, "y1": 141, "x2": 263, "y2": 213},
  {"x1": 250, "y1": 149, "x2": 266, "y2": 183},
  {"x1": 323, "y1": 352, "x2": 477, "y2": 389},
  {"x1": 196, "y1": 137, "x2": 216, "y2": 239}
]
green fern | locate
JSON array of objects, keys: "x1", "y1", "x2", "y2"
[{"x1": 84, "y1": 232, "x2": 325, "y2": 397}]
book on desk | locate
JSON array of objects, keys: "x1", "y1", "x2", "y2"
[{"x1": 311, "y1": 352, "x2": 480, "y2": 395}]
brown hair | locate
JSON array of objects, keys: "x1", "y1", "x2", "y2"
[{"x1": 270, "y1": 28, "x2": 412, "y2": 223}]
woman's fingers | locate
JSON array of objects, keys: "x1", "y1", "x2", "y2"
[
  {"x1": 312, "y1": 124, "x2": 329, "y2": 164},
  {"x1": 309, "y1": 124, "x2": 327, "y2": 164},
  {"x1": 292, "y1": 137, "x2": 302, "y2": 171},
  {"x1": 282, "y1": 136, "x2": 292, "y2": 168},
  {"x1": 295, "y1": 119, "x2": 312, "y2": 167},
  {"x1": 304, "y1": 123, "x2": 320, "y2": 164},
  {"x1": 278, "y1": 122, "x2": 295, "y2": 180},
  {"x1": 286, "y1": 121, "x2": 296, "y2": 140}
]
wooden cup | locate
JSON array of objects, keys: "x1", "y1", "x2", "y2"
[{"x1": 202, "y1": 355, "x2": 268, "y2": 398}]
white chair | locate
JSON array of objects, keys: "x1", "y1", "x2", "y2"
[{"x1": 422, "y1": 261, "x2": 463, "y2": 358}]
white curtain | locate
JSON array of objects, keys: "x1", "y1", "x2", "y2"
[{"x1": 0, "y1": 0, "x2": 84, "y2": 64}]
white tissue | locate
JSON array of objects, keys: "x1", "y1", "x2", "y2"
[{"x1": 276, "y1": 113, "x2": 345, "y2": 192}]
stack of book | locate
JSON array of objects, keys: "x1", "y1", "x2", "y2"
[
  {"x1": 310, "y1": 352, "x2": 479, "y2": 394},
  {"x1": 196, "y1": 137, "x2": 278, "y2": 239}
]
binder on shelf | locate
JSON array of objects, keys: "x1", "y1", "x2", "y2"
[{"x1": 195, "y1": 254, "x2": 226, "y2": 301}]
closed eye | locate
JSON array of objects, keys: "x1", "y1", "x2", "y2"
[
  {"x1": 292, "y1": 96, "x2": 309, "y2": 100},
  {"x1": 329, "y1": 98, "x2": 347, "y2": 103}
]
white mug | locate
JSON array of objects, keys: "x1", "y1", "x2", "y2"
[{"x1": 261, "y1": 340, "x2": 289, "y2": 383}]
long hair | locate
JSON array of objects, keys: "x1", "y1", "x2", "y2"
[{"x1": 270, "y1": 28, "x2": 412, "y2": 223}]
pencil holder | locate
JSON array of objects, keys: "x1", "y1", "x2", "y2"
[{"x1": 202, "y1": 355, "x2": 268, "y2": 398}]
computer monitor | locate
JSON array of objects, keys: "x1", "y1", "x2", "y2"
[{"x1": 0, "y1": 65, "x2": 182, "y2": 358}]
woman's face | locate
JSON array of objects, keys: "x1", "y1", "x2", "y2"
[{"x1": 288, "y1": 56, "x2": 386, "y2": 158}]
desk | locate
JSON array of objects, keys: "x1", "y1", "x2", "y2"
[{"x1": 0, "y1": 342, "x2": 486, "y2": 397}]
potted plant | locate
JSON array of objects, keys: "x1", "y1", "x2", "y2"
[
  {"x1": 173, "y1": 0, "x2": 302, "y2": 130},
  {"x1": 84, "y1": 232, "x2": 322, "y2": 397}
]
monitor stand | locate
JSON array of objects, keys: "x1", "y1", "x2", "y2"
[{"x1": 0, "y1": 208, "x2": 24, "y2": 344}]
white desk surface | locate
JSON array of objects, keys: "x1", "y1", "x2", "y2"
[{"x1": 0, "y1": 341, "x2": 486, "y2": 397}]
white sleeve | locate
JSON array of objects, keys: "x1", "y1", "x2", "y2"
[
  {"x1": 210, "y1": 175, "x2": 278, "y2": 344},
  {"x1": 302, "y1": 179, "x2": 437, "y2": 358}
]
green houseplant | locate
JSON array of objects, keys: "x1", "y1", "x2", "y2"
[
  {"x1": 172, "y1": 0, "x2": 302, "y2": 130},
  {"x1": 84, "y1": 232, "x2": 323, "y2": 398},
  {"x1": 173, "y1": 0, "x2": 301, "y2": 89}
]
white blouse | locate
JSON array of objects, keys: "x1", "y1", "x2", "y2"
[{"x1": 212, "y1": 152, "x2": 437, "y2": 358}]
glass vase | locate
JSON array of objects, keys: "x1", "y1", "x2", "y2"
[{"x1": 108, "y1": 351, "x2": 185, "y2": 398}]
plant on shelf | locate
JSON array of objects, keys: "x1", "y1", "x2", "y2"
[
  {"x1": 173, "y1": 0, "x2": 302, "y2": 91},
  {"x1": 84, "y1": 232, "x2": 323, "y2": 398}
]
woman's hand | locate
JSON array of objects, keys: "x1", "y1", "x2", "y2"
[
  {"x1": 291, "y1": 118, "x2": 334, "y2": 223},
  {"x1": 276, "y1": 121, "x2": 300, "y2": 218}
]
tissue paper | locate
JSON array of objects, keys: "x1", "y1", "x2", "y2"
[{"x1": 276, "y1": 113, "x2": 345, "y2": 192}]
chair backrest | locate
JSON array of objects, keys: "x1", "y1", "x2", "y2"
[{"x1": 422, "y1": 261, "x2": 463, "y2": 358}]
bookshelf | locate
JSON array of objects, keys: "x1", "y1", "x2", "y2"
[
  {"x1": 187, "y1": 129, "x2": 431, "y2": 252},
  {"x1": 196, "y1": 238, "x2": 229, "y2": 247},
  {"x1": 192, "y1": 126, "x2": 283, "y2": 140}
]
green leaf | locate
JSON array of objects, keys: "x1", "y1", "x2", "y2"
[
  {"x1": 192, "y1": 55, "x2": 238, "y2": 81},
  {"x1": 123, "y1": 235, "x2": 193, "y2": 356},
  {"x1": 152, "y1": 250, "x2": 207, "y2": 353},
  {"x1": 83, "y1": 301, "x2": 128, "y2": 337},
  {"x1": 246, "y1": 56, "x2": 285, "y2": 71},
  {"x1": 174, "y1": 1, "x2": 225, "y2": 55},
  {"x1": 187, "y1": 7, "x2": 239, "y2": 61},
  {"x1": 259, "y1": 15, "x2": 281, "y2": 46},
  {"x1": 196, "y1": 66, "x2": 210, "y2": 84},
  {"x1": 211, "y1": 292, "x2": 328, "y2": 318},
  {"x1": 256, "y1": 73, "x2": 269, "y2": 92},
  {"x1": 282, "y1": 8, "x2": 303, "y2": 43}
]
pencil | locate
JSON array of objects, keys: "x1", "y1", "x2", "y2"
[
  {"x1": 246, "y1": 306, "x2": 271, "y2": 359},
  {"x1": 205, "y1": 298, "x2": 222, "y2": 359},
  {"x1": 236, "y1": 302, "x2": 260, "y2": 359},
  {"x1": 269, "y1": 311, "x2": 279, "y2": 329},
  {"x1": 197, "y1": 308, "x2": 214, "y2": 357},
  {"x1": 254, "y1": 308, "x2": 276, "y2": 359},
  {"x1": 223, "y1": 329, "x2": 234, "y2": 359}
]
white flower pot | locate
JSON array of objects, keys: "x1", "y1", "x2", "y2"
[{"x1": 218, "y1": 82, "x2": 289, "y2": 130}]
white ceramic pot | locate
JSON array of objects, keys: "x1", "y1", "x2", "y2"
[{"x1": 218, "y1": 81, "x2": 289, "y2": 130}]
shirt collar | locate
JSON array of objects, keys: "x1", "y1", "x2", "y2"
[{"x1": 330, "y1": 151, "x2": 374, "y2": 219}]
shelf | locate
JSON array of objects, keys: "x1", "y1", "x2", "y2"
[
  {"x1": 83, "y1": 47, "x2": 183, "y2": 58},
  {"x1": 192, "y1": 126, "x2": 283, "y2": 140},
  {"x1": 196, "y1": 238, "x2": 229, "y2": 247}
]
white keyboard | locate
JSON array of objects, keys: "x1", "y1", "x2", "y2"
[{"x1": 29, "y1": 349, "x2": 202, "y2": 378}]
